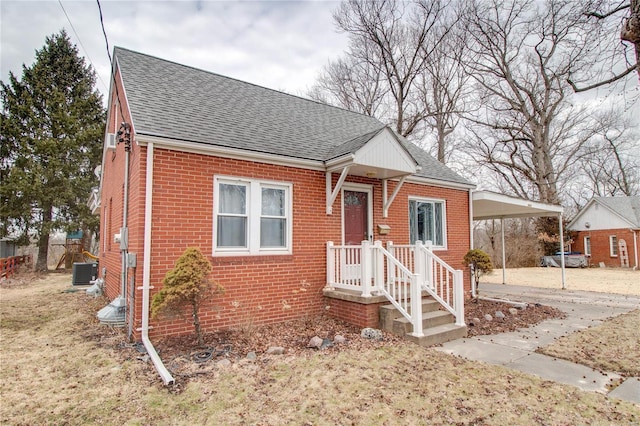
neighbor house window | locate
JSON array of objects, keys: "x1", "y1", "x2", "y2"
[
  {"x1": 409, "y1": 198, "x2": 446, "y2": 248},
  {"x1": 214, "y1": 176, "x2": 292, "y2": 255},
  {"x1": 583, "y1": 236, "x2": 591, "y2": 256},
  {"x1": 610, "y1": 235, "x2": 618, "y2": 257}
]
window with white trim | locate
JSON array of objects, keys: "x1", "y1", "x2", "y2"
[
  {"x1": 610, "y1": 235, "x2": 618, "y2": 257},
  {"x1": 214, "y1": 176, "x2": 292, "y2": 255},
  {"x1": 583, "y1": 236, "x2": 591, "y2": 256},
  {"x1": 409, "y1": 198, "x2": 446, "y2": 248}
]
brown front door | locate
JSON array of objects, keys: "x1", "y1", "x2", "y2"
[{"x1": 344, "y1": 190, "x2": 369, "y2": 245}]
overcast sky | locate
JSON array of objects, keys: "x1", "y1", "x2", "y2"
[{"x1": 1, "y1": 0, "x2": 348, "y2": 101}]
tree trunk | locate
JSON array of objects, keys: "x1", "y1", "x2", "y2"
[
  {"x1": 35, "y1": 207, "x2": 52, "y2": 272},
  {"x1": 193, "y1": 303, "x2": 203, "y2": 347}
]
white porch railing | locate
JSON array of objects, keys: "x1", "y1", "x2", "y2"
[
  {"x1": 326, "y1": 240, "x2": 465, "y2": 336},
  {"x1": 388, "y1": 241, "x2": 465, "y2": 327}
]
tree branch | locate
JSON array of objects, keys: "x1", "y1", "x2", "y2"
[{"x1": 567, "y1": 62, "x2": 638, "y2": 92}]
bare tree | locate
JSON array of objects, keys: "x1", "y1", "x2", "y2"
[
  {"x1": 308, "y1": 43, "x2": 388, "y2": 117},
  {"x1": 463, "y1": 0, "x2": 605, "y2": 204},
  {"x1": 417, "y1": 8, "x2": 470, "y2": 162},
  {"x1": 581, "y1": 109, "x2": 639, "y2": 196},
  {"x1": 568, "y1": 0, "x2": 639, "y2": 92}
]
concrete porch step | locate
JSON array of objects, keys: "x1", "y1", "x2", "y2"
[
  {"x1": 379, "y1": 297, "x2": 467, "y2": 347},
  {"x1": 404, "y1": 323, "x2": 468, "y2": 347},
  {"x1": 379, "y1": 298, "x2": 440, "y2": 332},
  {"x1": 392, "y1": 310, "x2": 455, "y2": 335}
]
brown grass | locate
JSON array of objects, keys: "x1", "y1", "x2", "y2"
[
  {"x1": 538, "y1": 310, "x2": 640, "y2": 378},
  {"x1": 1, "y1": 273, "x2": 639, "y2": 425},
  {"x1": 482, "y1": 267, "x2": 640, "y2": 296}
]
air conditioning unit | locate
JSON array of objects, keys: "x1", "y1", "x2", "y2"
[
  {"x1": 105, "y1": 133, "x2": 116, "y2": 150},
  {"x1": 72, "y1": 262, "x2": 98, "y2": 286}
]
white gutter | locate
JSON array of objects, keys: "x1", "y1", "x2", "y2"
[{"x1": 140, "y1": 141, "x2": 175, "y2": 385}]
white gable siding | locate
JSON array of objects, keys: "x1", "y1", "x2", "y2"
[{"x1": 570, "y1": 203, "x2": 632, "y2": 231}]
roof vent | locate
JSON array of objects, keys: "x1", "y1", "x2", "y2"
[{"x1": 105, "y1": 133, "x2": 116, "y2": 150}]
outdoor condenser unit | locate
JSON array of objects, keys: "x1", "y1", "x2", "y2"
[{"x1": 72, "y1": 262, "x2": 98, "y2": 286}]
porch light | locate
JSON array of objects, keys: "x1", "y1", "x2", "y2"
[{"x1": 366, "y1": 171, "x2": 377, "y2": 178}]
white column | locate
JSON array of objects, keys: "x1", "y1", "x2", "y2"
[
  {"x1": 501, "y1": 218, "x2": 506, "y2": 285},
  {"x1": 559, "y1": 213, "x2": 566, "y2": 290}
]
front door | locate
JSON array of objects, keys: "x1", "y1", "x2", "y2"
[{"x1": 343, "y1": 190, "x2": 369, "y2": 245}]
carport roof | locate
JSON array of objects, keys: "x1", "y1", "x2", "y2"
[{"x1": 472, "y1": 191, "x2": 563, "y2": 220}]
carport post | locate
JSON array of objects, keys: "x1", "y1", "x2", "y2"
[
  {"x1": 501, "y1": 218, "x2": 506, "y2": 285},
  {"x1": 559, "y1": 213, "x2": 566, "y2": 290}
]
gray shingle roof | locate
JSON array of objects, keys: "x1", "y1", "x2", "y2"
[
  {"x1": 595, "y1": 196, "x2": 640, "y2": 227},
  {"x1": 115, "y1": 47, "x2": 470, "y2": 186}
]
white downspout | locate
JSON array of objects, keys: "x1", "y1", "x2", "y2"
[
  {"x1": 633, "y1": 230, "x2": 638, "y2": 270},
  {"x1": 140, "y1": 142, "x2": 175, "y2": 385}
]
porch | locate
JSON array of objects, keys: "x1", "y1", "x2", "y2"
[{"x1": 324, "y1": 240, "x2": 467, "y2": 345}]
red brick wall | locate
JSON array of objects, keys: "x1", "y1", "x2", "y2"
[
  {"x1": 324, "y1": 297, "x2": 388, "y2": 328},
  {"x1": 99, "y1": 71, "x2": 472, "y2": 340},
  {"x1": 573, "y1": 229, "x2": 638, "y2": 268}
]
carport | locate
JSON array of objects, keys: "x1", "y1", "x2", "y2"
[{"x1": 472, "y1": 191, "x2": 566, "y2": 289}]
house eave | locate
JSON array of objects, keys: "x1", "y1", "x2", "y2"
[
  {"x1": 135, "y1": 134, "x2": 326, "y2": 171},
  {"x1": 406, "y1": 175, "x2": 476, "y2": 191}
]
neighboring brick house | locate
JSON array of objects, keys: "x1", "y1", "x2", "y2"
[
  {"x1": 96, "y1": 47, "x2": 475, "y2": 350},
  {"x1": 568, "y1": 197, "x2": 640, "y2": 268}
]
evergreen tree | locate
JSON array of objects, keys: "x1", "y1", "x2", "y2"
[{"x1": 1, "y1": 30, "x2": 105, "y2": 271}]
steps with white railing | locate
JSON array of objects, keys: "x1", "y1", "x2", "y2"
[{"x1": 379, "y1": 297, "x2": 467, "y2": 346}]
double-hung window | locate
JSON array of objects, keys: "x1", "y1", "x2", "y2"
[
  {"x1": 584, "y1": 236, "x2": 591, "y2": 256},
  {"x1": 610, "y1": 235, "x2": 618, "y2": 257},
  {"x1": 409, "y1": 198, "x2": 446, "y2": 248},
  {"x1": 214, "y1": 176, "x2": 292, "y2": 255}
]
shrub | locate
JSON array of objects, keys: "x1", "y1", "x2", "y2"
[
  {"x1": 463, "y1": 249, "x2": 493, "y2": 298},
  {"x1": 151, "y1": 247, "x2": 224, "y2": 346}
]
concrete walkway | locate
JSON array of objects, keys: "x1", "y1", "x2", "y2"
[{"x1": 436, "y1": 283, "x2": 640, "y2": 404}]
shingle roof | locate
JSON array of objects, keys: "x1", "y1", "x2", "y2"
[
  {"x1": 114, "y1": 47, "x2": 471, "y2": 186},
  {"x1": 595, "y1": 196, "x2": 640, "y2": 227}
]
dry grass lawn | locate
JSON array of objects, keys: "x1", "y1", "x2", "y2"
[
  {"x1": 482, "y1": 267, "x2": 640, "y2": 296},
  {"x1": 1, "y1": 273, "x2": 639, "y2": 425},
  {"x1": 539, "y1": 309, "x2": 640, "y2": 378}
]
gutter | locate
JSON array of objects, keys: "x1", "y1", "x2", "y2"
[{"x1": 140, "y1": 141, "x2": 175, "y2": 385}]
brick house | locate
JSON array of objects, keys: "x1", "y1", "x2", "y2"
[
  {"x1": 96, "y1": 48, "x2": 475, "y2": 378},
  {"x1": 567, "y1": 196, "x2": 640, "y2": 268}
]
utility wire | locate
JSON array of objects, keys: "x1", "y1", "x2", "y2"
[
  {"x1": 58, "y1": 0, "x2": 108, "y2": 94},
  {"x1": 96, "y1": 0, "x2": 126, "y2": 124}
]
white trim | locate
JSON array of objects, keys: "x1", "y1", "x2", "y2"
[
  {"x1": 213, "y1": 175, "x2": 293, "y2": 256},
  {"x1": 382, "y1": 176, "x2": 407, "y2": 218},
  {"x1": 136, "y1": 134, "x2": 325, "y2": 172},
  {"x1": 406, "y1": 175, "x2": 475, "y2": 190},
  {"x1": 609, "y1": 235, "x2": 618, "y2": 257},
  {"x1": 408, "y1": 196, "x2": 448, "y2": 250},
  {"x1": 326, "y1": 167, "x2": 351, "y2": 214},
  {"x1": 341, "y1": 183, "x2": 373, "y2": 245}
]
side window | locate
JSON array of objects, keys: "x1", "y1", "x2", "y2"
[
  {"x1": 583, "y1": 236, "x2": 591, "y2": 256},
  {"x1": 609, "y1": 235, "x2": 618, "y2": 257},
  {"x1": 409, "y1": 198, "x2": 446, "y2": 248},
  {"x1": 214, "y1": 176, "x2": 292, "y2": 255}
]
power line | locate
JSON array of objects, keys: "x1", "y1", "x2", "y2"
[
  {"x1": 57, "y1": 0, "x2": 108, "y2": 93},
  {"x1": 96, "y1": 0, "x2": 126, "y2": 123}
]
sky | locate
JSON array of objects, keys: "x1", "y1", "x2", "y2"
[{"x1": 1, "y1": 0, "x2": 349, "y2": 101}]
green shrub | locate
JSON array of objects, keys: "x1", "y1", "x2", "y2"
[
  {"x1": 151, "y1": 247, "x2": 224, "y2": 346},
  {"x1": 463, "y1": 249, "x2": 493, "y2": 298}
]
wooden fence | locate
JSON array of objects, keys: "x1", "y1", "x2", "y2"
[{"x1": 0, "y1": 255, "x2": 32, "y2": 279}]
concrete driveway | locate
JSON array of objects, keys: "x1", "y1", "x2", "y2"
[{"x1": 437, "y1": 283, "x2": 640, "y2": 403}]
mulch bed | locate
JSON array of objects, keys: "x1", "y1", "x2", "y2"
[{"x1": 464, "y1": 298, "x2": 565, "y2": 337}]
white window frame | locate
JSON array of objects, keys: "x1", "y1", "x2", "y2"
[
  {"x1": 213, "y1": 175, "x2": 292, "y2": 256},
  {"x1": 408, "y1": 196, "x2": 447, "y2": 250},
  {"x1": 583, "y1": 236, "x2": 591, "y2": 256},
  {"x1": 609, "y1": 235, "x2": 618, "y2": 257}
]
